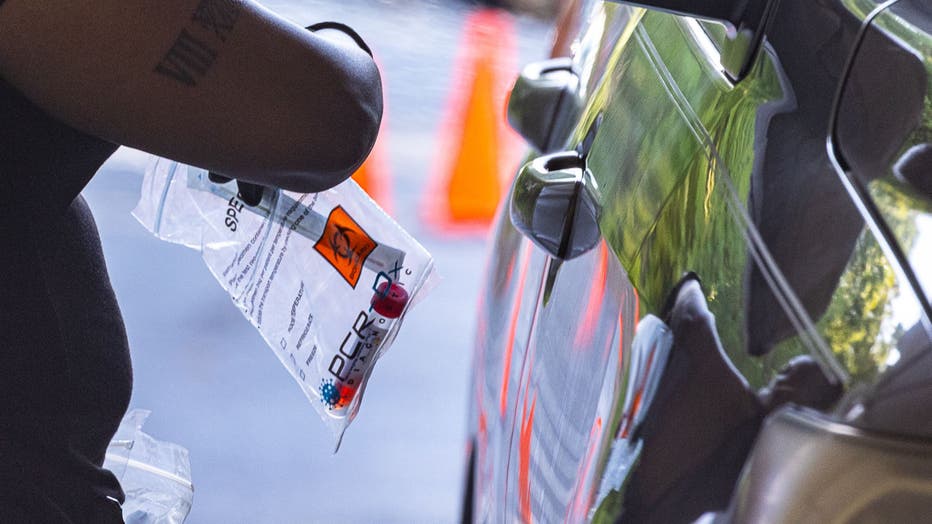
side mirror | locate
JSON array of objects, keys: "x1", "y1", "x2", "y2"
[
  {"x1": 507, "y1": 58, "x2": 582, "y2": 154},
  {"x1": 510, "y1": 151, "x2": 601, "y2": 260}
]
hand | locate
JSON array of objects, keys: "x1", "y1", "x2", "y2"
[
  {"x1": 207, "y1": 172, "x2": 265, "y2": 207},
  {"x1": 0, "y1": 2, "x2": 381, "y2": 195},
  {"x1": 203, "y1": 22, "x2": 373, "y2": 206}
]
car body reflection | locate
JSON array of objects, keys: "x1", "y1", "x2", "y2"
[{"x1": 462, "y1": 0, "x2": 932, "y2": 522}]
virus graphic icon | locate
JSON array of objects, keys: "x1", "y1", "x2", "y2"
[{"x1": 319, "y1": 378, "x2": 342, "y2": 410}]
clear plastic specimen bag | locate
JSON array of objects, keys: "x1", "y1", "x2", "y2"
[{"x1": 133, "y1": 157, "x2": 436, "y2": 447}]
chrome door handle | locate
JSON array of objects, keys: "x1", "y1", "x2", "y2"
[
  {"x1": 510, "y1": 151, "x2": 601, "y2": 260},
  {"x1": 507, "y1": 58, "x2": 582, "y2": 154}
]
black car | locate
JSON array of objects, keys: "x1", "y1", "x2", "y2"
[{"x1": 463, "y1": 0, "x2": 932, "y2": 522}]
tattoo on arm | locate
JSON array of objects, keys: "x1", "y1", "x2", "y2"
[
  {"x1": 192, "y1": 0, "x2": 241, "y2": 41},
  {"x1": 154, "y1": 30, "x2": 217, "y2": 87},
  {"x1": 154, "y1": 0, "x2": 243, "y2": 87}
]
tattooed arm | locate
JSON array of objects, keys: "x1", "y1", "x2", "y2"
[{"x1": 0, "y1": 0, "x2": 382, "y2": 192}]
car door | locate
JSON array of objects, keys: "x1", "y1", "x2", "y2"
[
  {"x1": 469, "y1": 1, "x2": 810, "y2": 521},
  {"x1": 467, "y1": 3, "x2": 641, "y2": 522},
  {"x1": 475, "y1": 1, "x2": 774, "y2": 520},
  {"x1": 818, "y1": 0, "x2": 932, "y2": 438},
  {"x1": 467, "y1": 0, "x2": 932, "y2": 522},
  {"x1": 545, "y1": 6, "x2": 798, "y2": 521},
  {"x1": 579, "y1": 0, "x2": 932, "y2": 522},
  {"x1": 708, "y1": 5, "x2": 932, "y2": 520}
]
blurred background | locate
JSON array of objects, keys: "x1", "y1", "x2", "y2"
[{"x1": 84, "y1": 1, "x2": 556, "y2": 522}]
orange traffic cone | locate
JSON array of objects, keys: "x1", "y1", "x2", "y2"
[
  {"x1": 424, "y1": 8, "x2": 520, "y2": 233},
  {"x1": 352, "y1": 60, "x2": 393, "y2": 214},
  {"x1": 351, "y1": 120, "x2": 392, "y2": 214}
]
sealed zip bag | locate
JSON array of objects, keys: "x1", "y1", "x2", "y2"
[
  {"x1": 104, "y1": 409, "x2": 194, "y2": 523},
  {"x1": 133, "y1": 156, "x2": 436, "y2": 448}
]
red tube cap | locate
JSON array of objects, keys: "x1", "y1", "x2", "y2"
[{"x1": 371, "y1": 282, "x2": 409, "y2": 319}]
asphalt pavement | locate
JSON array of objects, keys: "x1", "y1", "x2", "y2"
[{"x1": 83, "y1": 2, "x2": 550, "y2": 522}]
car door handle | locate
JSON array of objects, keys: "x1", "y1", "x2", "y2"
[
  {"x1": 510, "y1": 151, "x2": 601, "y2": 260},
  {"x1": 507, "y1": 58, "x2": 582, "y2": 153}
]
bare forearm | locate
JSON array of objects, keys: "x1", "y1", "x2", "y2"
[{"x1": 0, "y1": 0, "x2": 383, "y2": 192}]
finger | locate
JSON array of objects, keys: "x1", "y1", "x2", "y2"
[
  {"x1": 208, "y1": 171, "x2": 233, "y2": 184},
  {"x1": 236, "y1": 181, "x2": 264, "y2": 207}
]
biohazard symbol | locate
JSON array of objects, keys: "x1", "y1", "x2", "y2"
[{"x1": 314, "y1": 206, "x2": 377, "y2": 288}]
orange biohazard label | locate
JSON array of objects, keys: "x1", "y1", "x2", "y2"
[{"x1": 314, "y1": 206, "x2": 377, "y2": 288}]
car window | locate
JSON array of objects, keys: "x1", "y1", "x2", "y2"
[{"x1": 833, "y1": 0, "x2": 932, "y2": 308}]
